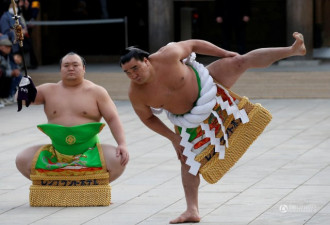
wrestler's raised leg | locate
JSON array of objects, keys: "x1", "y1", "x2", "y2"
[
  {"x1": 101, "y1": 144, "x2": 126, "y2": 182},
  {"x1": 170, "y1": 162, "x2": 201, "y2": 224},
  {"x1": 16, "y1": 145, "x2": 43, "y2": 179},
  {"x1": 207, "y1": 32, "x2": 306, "y2": 89}
]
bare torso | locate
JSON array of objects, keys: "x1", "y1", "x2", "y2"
[
  {"x1": 131, "y1": 55, "x2": 199, "y2": 115},
  {"x1": 39, "y1": 80, "x2": 102, "y2": 126}
]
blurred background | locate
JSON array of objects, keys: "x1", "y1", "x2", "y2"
[{"x1": 6, "y1": 0, "x2": 330, "y2": 65}]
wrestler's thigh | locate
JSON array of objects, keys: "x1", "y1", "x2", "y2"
[
  {"x1": 206, "y1": 55, "x2": 247, "y2": 89},
  {"x1": 101, "y1": 144, "x2": 125, "y2": 182}
]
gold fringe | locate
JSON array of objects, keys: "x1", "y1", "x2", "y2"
[
  {"x1": 199, "y1": 96, "x2": 272, "y2": 184},
  {"x1": 29, "y1": 185, "x2": 111, "y2": 207}
]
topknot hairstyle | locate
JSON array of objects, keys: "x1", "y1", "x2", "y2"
[{"x1": 119, "y1": 46, "x2": 150, "y2": 66}]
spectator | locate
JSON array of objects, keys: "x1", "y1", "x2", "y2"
[
  {"x1": 0, "y1": 0, "x2": 38, "y2": 69},
  {"x1": 215, "y1": 0, "x2": 251, "y2": 54},
  {"x1": 21, "y1": 0, "x2": 40, "y2": 22},
  {"x1": 0, "y1": 34, "x2": 22, "y2": 107},
  {"x1": 0, "y1": 0, "x2": 27, "y2": 56},
  {"x1": 20, "y1": 0, "x2": 39, "y2": 69}
]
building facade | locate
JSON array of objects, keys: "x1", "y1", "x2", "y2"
[{"x1": 32, "y1": 0, "x2": 328, "y2": 64}]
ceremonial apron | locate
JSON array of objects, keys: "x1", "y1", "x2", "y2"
[
  {"x1": 165, "y1": 53, "x2": 273, "y2": 184},
  {"x1": 29, "y1": 122, "x2": 111, "y2": 206}
]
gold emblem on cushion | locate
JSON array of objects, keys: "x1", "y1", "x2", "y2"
[{"x1": 65, "y1": 135, "x2": 76, "y2": 145}]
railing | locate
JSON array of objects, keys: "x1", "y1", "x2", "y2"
[{"x1": 26, "y1": 17, "x2": 128, "y2": 48}]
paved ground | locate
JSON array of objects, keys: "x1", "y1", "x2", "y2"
[
  {"x1": 25, "y1": 58, "x2": 330, "y2": 100},
  {"x1": 0, "y1": 61, "x2": 330, "y2": 225}
]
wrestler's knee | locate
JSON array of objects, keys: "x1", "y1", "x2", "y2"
[
  {"x1": 230, "y1": 54, "x2": 247, "y2": 70},
  {"x1": 101, "y1": 144, "x2": 126, "y2": 182},
  {"x1": 223, "y1": 55, "x2": 249, "y2": 88},
  {"x1": 15, "y1": 151, "x2": 25, "y2": 172},
  {"x1": 16, "y1": 145, "x2": 41, "y2": 179}
]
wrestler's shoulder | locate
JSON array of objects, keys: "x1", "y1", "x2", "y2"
[
  {"x1": 82, "y1": 80, "x2": 109, "y2": 96},
  {"x1": 157, "y1": 42, "x2": 176, "y2": 53},
  {"x1": 39, "y1": 82, "x2": 57, "y2": 86},
  {"x1": 83, "y1": 80, "x2": 105, "y2": 90},
  {"x1": 128, "y1": 84, "x2": 144, "y2": 101},
  {"x1": 128, "y1": 82, "x2": 144, "y2": 94},
  {"x1": 37, "y1": 82, "x2": 58, "y2": 90},
  {"x1": 154, "y1": 43, "x2": 180, "y2": 57}
]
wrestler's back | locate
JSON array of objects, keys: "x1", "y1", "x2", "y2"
[{"x1": 37, "y1": 81, "x2": 102, "y2": 126}]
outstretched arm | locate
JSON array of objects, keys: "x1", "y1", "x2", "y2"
[{"x1": 159, "y1": 40, "x2": 238, "y2": 62}]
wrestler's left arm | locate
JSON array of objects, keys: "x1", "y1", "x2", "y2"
[
  {"x1": 96, "y1": 86, "x2": 129, "y2": 166},
  {"x1": 164, "y1": 40, "x2": 238, "y2": 60}
]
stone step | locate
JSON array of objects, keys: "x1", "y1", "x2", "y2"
[
  {"x1": 29, "y1": 70, "x2": 330, "y2": 100},
  {"x1": 232, "y1": 71, "x2": 330, "y2": 99}
]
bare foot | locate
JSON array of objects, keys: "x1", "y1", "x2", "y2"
[
  {"x1": 170, "y1": 210, "x2": 201, "y2": 224},
  {"x1": 292, "y1": 32, "x2": 306, "y2": 56}
]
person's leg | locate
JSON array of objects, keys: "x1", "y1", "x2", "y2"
[
  {"x1": 10, "y1": 74, "x2": 22, "y2": 97},
  {"x1": 0, "y1": 75, "x2": 6, "y2": 98},
  {"x1": 170, "y1": 162, "x2": 201, "y2": 224},
  {"x1": 101, "y1": 144, "x2": 126, "y2": 182},
  {"x1": 0, "y1": 76, "x2": 11, "y2": 99},
  {"x1": 16, "y1": 145, "x2": 43, "y2": 179},
  {"x1": 207, "y1": 32, "x2": 306, "y2": 89},
  {"x1": 25, "y1": 37, "x2": 38, "y2": 69}
]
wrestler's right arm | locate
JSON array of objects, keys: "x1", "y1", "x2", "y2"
[
  {"x1": 129, "y1": 94, "x2": 185, "y2": 161},
  {"x1": 31, "y1": 83, "x2": 48, "y2": 105},
  {"x1": 15, "y1": 83, "x2": 47, "y2": 106}
]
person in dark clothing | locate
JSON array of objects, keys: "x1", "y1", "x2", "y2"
[
  {"x1": 20, "y1": 0, "x2": 40, "y2": 69},
  {"x1": 0, "y1": 34, "x2": 21, "y2": 106},
  {"x1": 0, "y1": 0, "x2": 27, "y2": 55},
  {"x1": 215, "y1": 0, "x2": 251, "y2": 54},
  {"x1": 21, "y1": 0, "x2": 40, "y2": 22}
]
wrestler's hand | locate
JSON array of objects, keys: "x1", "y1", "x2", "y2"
[
  {"x1": 171, "y1": 134, "x2": 185, "y2": 162},
  {"x1": 116, "y1": 144, "x2": 129, "y2": 166},
  {"x1": 17, "y1": 75, "x2": 37, "y2": 112}
]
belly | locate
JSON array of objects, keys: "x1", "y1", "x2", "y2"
[
  {"x1": 45, "y1": 109, "x2": 101, "y2": 126},
  {"x1": 163, "y1": 83, "x2": 199, "y2": 115},
  {"x1": 147, "y1": 65, "x2": 200, "y2": 114}
]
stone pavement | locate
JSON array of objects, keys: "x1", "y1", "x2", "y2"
[
  {"x1": 23, "y1": 58, "x2": 330, "y2": 100},
  {"x1": 1, "y1": 98, "x2": 330, "y2": 225},
  {"x1": 0, "y1": 60, "x2": 330, "y2": 224}
]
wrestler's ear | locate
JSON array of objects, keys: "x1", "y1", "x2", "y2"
[{"x1": 143, "y1": 57, "x2": 150, "y2": 66}]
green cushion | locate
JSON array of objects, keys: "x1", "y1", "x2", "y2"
[{"x1": 37, "y1": 122, "x2": 105, "y2": 155}]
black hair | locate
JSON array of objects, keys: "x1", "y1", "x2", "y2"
[
  {"x1": 119, "y1": 46, "x2": 150, "y2": 66},
  {"x1": 59, "y1": 52, "x2": 86, "y2": 67}
]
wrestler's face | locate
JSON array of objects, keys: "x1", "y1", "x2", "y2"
[
  {"x1": 122, "y1": 57, "x2": 150, "y2": 84},
  {"x1": 60, "y1": 54, "x2": 85, "y2": 82}
]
